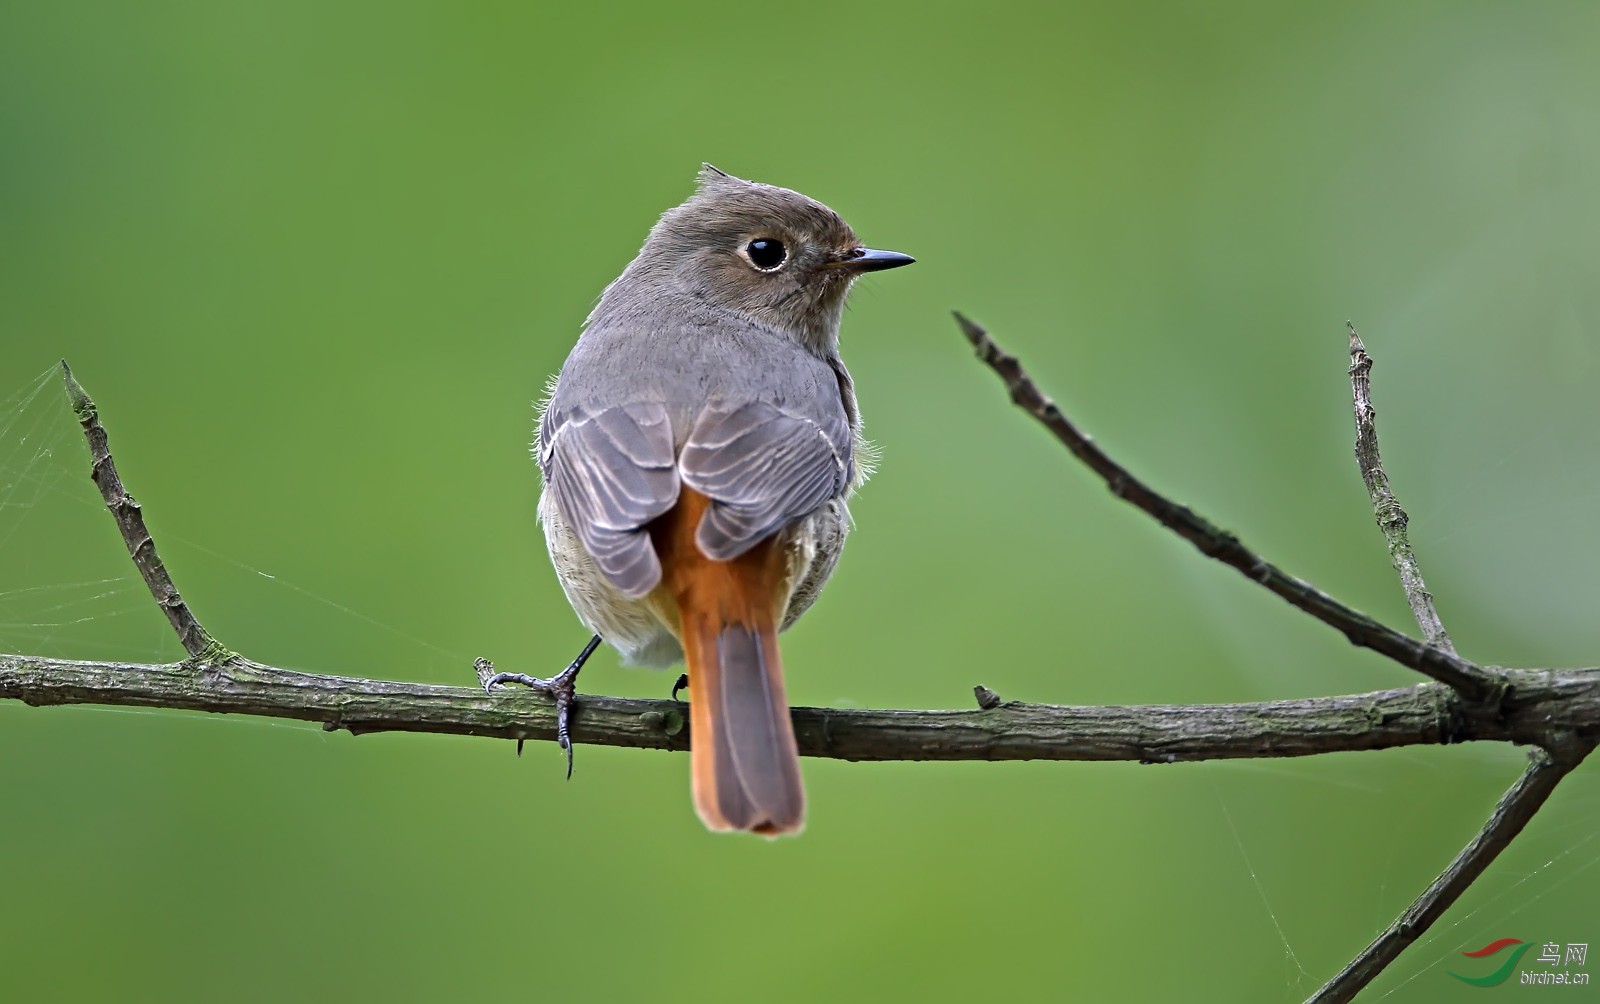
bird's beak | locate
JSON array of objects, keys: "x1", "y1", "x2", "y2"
[{"x1": 841, "y1": 247, "x2": 916, "y2": 272}]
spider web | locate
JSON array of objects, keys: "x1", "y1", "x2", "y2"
[
  {"x1": 0, "y1": 365, "x2": 157, "y2": 660},
  {"x1": 1, "y1": 363, "x2": 1594, "y2": 1002},
  {"x1": 0, "y1": 363, "x2": 467, "y2": 669}
]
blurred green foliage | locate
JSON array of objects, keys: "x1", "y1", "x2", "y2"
[{"x1": 3, "y1": 2, "x2": 1598, "y2": 1001}]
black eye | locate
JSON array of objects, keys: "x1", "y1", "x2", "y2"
[{"x1": 745, "y1": 238, "x2": 787, "y2": 271}]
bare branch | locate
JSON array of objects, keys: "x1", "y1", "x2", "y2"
[
  {"x1": 954, "y1": 313, "x2": 1502, "y2": 702},
  {"x1": 60, "y1": 362, "x2": 228, "y2": 663},
  {"x1": 3, "y1": 653, "x2": 1597, "y2": 763},
  {"x1": 1308, "y1": 744, "x2": 1594, "y2": 1003},
  {"x1": 14, "y1": 339, "x2": 1593, "y2": 1003},
  {"x1": 1347, "y1": 322, "x2": 1456, "y2": 654},
  {"x1": 951, "y1": 314, "x2": 1596, "y2": 998}
]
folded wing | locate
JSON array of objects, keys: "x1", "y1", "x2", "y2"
[
  {"x1": 679, "y1": 399, "x2": 853, "y2": 561},
  {"x1": 541, "y1": 401, "x2": 679, "y2": 598}
]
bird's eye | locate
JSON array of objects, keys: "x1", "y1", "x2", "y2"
[{"x1": 745, "y1": 238, "x2": 788, "y2": 271}]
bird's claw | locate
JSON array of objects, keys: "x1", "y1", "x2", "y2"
[
  {"x1": 485, "y1": 665, "x2": 580, "y2": 779},
  {"x1": 477, "y1": 636, "x2": 600, "y2": 780}
]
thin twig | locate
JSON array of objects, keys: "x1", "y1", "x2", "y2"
[
  {"x1": 954, "y1": 313, "x2": 1501, "y2": 703},
  {"x1": 3, "y1": 653, "x2": 1597, "y2": 762},
  {"x1": 14, "y1": 346, "x2": 1591, "y2": 1004},
  {"x1": 1347, "y1": 322, "x2": 1455, "y2": 655},
  {"x1": 1307, "y1": 744, "x2": 1594, "y2": 1003},
  {"x1": 60, "y1": 362, "x2": 229, "y2": 664}
]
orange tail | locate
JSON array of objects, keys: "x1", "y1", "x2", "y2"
[{"x1": 653, "y1": 489, "x2": 804, "y2": 836}]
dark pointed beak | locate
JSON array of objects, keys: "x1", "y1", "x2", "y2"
[{"x1": 843, "y1": 247, "x2": 916, "y2": 272}]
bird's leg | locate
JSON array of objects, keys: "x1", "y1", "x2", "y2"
[
  {"x1": 478, "y1": 634, "x2": 602, "y2": 779},
  {"x1": 671, "y1": 673, "x2": 689, "y2": 702}
]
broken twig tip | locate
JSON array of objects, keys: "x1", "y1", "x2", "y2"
[
  {"x1": 1346, "y1": 321, "x2": 1367, "y2": 354},
  {"x1": 952, "y1": 310, "x2": 986, "y2": 344},
  {"x1": 974, "y1": 685, "x2": 1003, "y2": 710},
  {"x1": 60, "y1": 360, "x2": 91, "y2": 414}
]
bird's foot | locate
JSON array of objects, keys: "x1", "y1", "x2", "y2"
[{"x1": 477, "y1": 634, "x2": 602, "y2": 779}]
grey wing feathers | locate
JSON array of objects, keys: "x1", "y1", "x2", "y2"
[
  {"x1": 680, "y1": 400, "x2": 853, "y2": 561},
  {"x1": 542, "y1": 401, "x2": 679, "y2": 598}
]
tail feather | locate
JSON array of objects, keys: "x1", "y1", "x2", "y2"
[
  {"x1": 654, "y1": 488, "x2": 805, "y2": 836},
  {"x1": 684, "y1": 615, "x2": 804, "y2": 834}
]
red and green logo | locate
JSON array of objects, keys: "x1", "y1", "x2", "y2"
[{"x1": 1450, "y1": 938, "x2": 1534, "y2": 987}]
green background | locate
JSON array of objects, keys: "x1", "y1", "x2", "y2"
[{"x1": 3, "y1": 2, "x2": 1597, "y2": 1000}]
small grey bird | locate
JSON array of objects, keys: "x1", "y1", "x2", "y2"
[{"x1": 507, "y1": 166, "x2": 912, "y2": 835}]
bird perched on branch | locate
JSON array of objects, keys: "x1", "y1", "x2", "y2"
[{"x1": 493, "y1": 166, "x2": 912, "y2": 835}]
